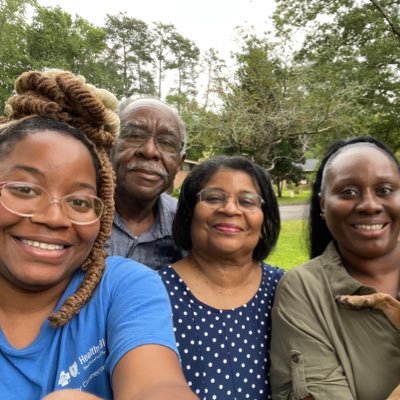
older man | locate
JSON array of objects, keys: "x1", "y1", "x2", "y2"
[{"x1": 107, "y1": 97, "x2": 186, "y2": 269}]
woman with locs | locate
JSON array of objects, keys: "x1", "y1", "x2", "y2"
[{"x1": 0, "y1": 70, "x2": 198, "y2": 400}]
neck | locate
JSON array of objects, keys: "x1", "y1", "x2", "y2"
[
  {"x1": 190, "y1": 250, "x2": 259, "y2": 288},
  {"x1": 0, "y1": 277, "x2": 69, "y2": 348},
  {"x1": 339, "y1": 245, "x2": 400, "y2": 297},
  {"x1": 173, "y1": 251, "x2": 262, "y2": 309},
  {"x1": 0, "y1": 276, "x2": 67, "y2": 316},
  {"x1": 115, "y1": 192, "x2": 158, "y2": 235},
  {"x1": 115, "y1": 191, "x2": 158, "y2": 220}
]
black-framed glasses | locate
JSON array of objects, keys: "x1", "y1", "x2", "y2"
[
  {"x1": 0, "y1": 181, "x2": 105, "y2": 225},
  {"x1": 120, "y1": 126, "x2": 184, "y2": 155},
  {"x1": 197, "y1": 188, "x2": 265, "y2": 212}
]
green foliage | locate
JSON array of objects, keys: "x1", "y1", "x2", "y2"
[
  {"x1": 273, "y1": 0, "x2": 400, "y2": 151},
  {"x1": 0, "y1": 0, "x2": 35, "y2": 112},
  {"x1": 105, "y1": 12, "x2": 155, "y2": 97},
  {"x1": 266, "y1": 220, "x2": 309, "y2": 270},
  {"x1": 270, "y1": 138, "x2": 305, "y2": 197}
]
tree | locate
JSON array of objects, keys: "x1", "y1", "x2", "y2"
[
  {"x1": 201, "y1": 48, "x2": 228, "y2": 110},
  {"x1": 273, "y1": 0, "x2": 400, "y2": 150},
  {"x1": 152, "y1": 22, "x2": 178, "y2": 98},
  {"x1": 269, "y1": 138, "x2": 305, "y2": 197},
  {"x1": 218, "y1": 31, "x2": 366, "y2": 169},
  {"x1": 0, "y1": 0, "x2": 36, "y2": 112},
  {"x1": 27, "y1": 6, "x2": 107, "y2": 72},
  {"x1": 105, "y1": 12, "x2": 155, "y2": 97},
  {"x1": 167, "y1": 32, "x2": 200, "y2": 112}
]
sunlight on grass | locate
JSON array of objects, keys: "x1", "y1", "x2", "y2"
[{"x1": 266, "y1": 220, "x2": 309, "y2": 270}]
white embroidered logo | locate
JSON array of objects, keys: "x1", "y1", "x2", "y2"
[
  {"x1": 58, "y1": 371, "x2": 71, "y2": 387},
  {"x1": 69, "y1": 361, "x2": 79, "y2": 378}
]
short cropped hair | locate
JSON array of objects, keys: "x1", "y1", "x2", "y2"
[
  {"x1": 118, "y1": 95, "x2": 186, "y2": 148},
  {"x1": 309, "y1": 136, "x2": 400, "y2": 258},
  {"x1": 173, "y1": 156, "x2": 280, "y2": 261}
]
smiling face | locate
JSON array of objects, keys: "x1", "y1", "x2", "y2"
[
  {"x1": 0, "y1": 130, "x2": 100, "y2": 291},
  {"x1": 112, "y1": 99, "x2": 185, "y2": 202},
  {"x1": 190, "y1": 168, "x2": 264, "y2": 260},
  {"x1": 320, "y1": 145, "x2": 400, "y2": 261}
]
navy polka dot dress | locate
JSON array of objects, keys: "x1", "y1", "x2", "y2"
[{"x1": 159, "y1": 263, "x2": 285, "y2": 400}]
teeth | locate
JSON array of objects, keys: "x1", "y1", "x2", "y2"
[
  {"x1": 22, "y1": 239, "x2": 65, "y2": 250},
  {"x1": 354, "y1": 224, "x2": 383, "y2": 231}
]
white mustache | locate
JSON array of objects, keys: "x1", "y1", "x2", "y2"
[{"x1": 127, "y1": 161, "x2": 169, "y2": 180}]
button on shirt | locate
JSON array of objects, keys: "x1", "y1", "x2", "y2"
[
  {"x1": 271, "y1": 242, "x2": 400, "y2": 400},
  {"x1": 106, "y1": 193, "x2": 183, "y2": 270}
]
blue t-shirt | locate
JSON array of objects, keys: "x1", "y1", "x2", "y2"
[
  {"x1": 0, "y1": 256, "x2": 178, "y2": 399},
  {"x1": 159, "y1": 263, "x2": 285, "y2": 400}
]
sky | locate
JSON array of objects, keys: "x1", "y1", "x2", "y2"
[{"x1": 38, "y1": 0, "x2": 276, "y2": 62}]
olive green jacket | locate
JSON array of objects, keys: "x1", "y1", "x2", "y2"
[{"x1": 271, "y1": 242, "x2": 400, "y2": 400}]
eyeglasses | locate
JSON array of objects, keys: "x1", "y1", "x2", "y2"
[
  {"x1": 0, "y1": 181, "x2": 105, "y2": 225},
  {"x1": 120, "y1": 126, "x2": 184, "y2": 155},
  {"x1": 197, "y1": 188, "x2": 265, "y2": 213}
]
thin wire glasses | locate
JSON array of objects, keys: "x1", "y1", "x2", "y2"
[
  {"x1": 120, "y1": 125, "x2": 184, "y2": 155},
  {"x1": 197, "y1": 188, "x2": 265, "y2": 213},
  {"x1": 0, "y1": 181, "x2": 105, "y2": 225}
]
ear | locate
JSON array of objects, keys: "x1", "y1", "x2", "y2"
[{"x1": 178, "y1": 152, "x2": 186, "y2": 171}]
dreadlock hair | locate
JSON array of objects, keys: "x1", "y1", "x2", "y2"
[
  {"x1": 309, "y1": 136, "x2": 400, "y2": 259},
  {"x1": 0, "y1": 69, "x2": 120, "y2": 327}
]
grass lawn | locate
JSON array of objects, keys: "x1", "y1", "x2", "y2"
[
  {"x1": 275, "y1": 189, "x2": 311, "y2": 206},
  {"x1": 266, "y1": 219, "x2": 309, "y2": 270}
]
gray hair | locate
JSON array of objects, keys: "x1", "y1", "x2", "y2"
[{"x1": 118, "y1": 95, "x2": 186, "y2": 153}]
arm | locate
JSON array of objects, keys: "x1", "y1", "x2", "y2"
[
  {"x1": 105, "y1": 259, "x2": 198, "y2": 400},
  {"x1": 270, "y1": 270, "x2": 355, "y2": 400},
  {"x1": 112, "y1": 345, "x2": 197, "y2": 400}
]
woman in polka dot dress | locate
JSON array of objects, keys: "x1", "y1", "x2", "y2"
[{"x1": 159, "y1": 156, "x2": 285, "y2": 399}]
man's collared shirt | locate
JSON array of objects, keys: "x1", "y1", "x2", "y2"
[{"x1": 106, "y1": 193, "x2": 182, "y2": 270}]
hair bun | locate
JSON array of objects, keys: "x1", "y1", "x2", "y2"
[{"x1": 6, "y1": 69, "x2": 120, "y2": 151}]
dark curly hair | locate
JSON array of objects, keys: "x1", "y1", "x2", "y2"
[
  {"x1": 173, "y1": 155, "x2": 280, "y2": 261},
  {"x1": 0, "y1": 69, "x2": 120, "y2": 327},
  {"x1": 309, "y1": 136, "x2": 400, "y2": 258}
]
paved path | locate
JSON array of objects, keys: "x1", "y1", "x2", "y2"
[{"x1": 279, "y1": 204, "x2": 309, "y2": 221}]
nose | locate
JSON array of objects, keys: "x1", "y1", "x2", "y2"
[
  {"x1": 135, "y1": 135, "x2": 161, "y2": 159},
  {"x1": 30, "y1": 201, "x2": 71, "y2": 228},
  {"x1": 218, "y1": 196, "x2": 242, "y2": 214},
  {"x1": 355, "y1": 190, "x2": 383, "y2": 214}
]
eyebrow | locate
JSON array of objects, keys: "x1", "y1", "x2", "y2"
[
  {"x1": 123, "y1": 122, "x2": 180, "y2": 137},
  {"x1": 8, "y1": 164, "x2": 97, "y2": 193}
]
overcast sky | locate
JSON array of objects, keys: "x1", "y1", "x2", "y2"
[{"x1": 38, "y1": 0, "x2": 276, "y2": 61}]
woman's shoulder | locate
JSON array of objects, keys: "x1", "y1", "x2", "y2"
[{"x1": 261, "y1": 262, "x2": 286, "y2": 279}]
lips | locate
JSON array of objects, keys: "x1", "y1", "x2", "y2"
[{"x1": 213, "y1": 223, "x2": 243, "y2": 233}]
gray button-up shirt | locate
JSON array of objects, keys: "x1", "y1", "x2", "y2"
[{"x1": 106, "y1": 193, "x2": 183, "y2": 270}]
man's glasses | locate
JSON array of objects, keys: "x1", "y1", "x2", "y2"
[
  {"x1": 197, "y1": 188, "x2": 264, "y2": 213},
  {"x1": 120, "y1": 126, "x2": 184, "y2": 155},
  {"x1": 0, "y1": 181, "x2": 105, "y2": 225}
]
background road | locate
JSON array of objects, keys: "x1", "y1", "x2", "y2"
[{"x1": 279, "y1": 204, "x2": 309, "y2": 221}]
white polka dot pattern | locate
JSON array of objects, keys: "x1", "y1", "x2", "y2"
[{"x1": 159, "y1": 263, "x2": 285, "y2": 399}]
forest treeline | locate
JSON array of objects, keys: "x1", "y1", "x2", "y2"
[{"x1": 2, "y1": 0, "x2": 400, "y2": 192}]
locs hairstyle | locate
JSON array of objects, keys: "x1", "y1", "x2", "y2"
[
  {"x1": 309, "y1": 136, "x2": 400, "y2": 259},
  {"x1": 173, "y1": 155, "x2": 280, "y2": 261},
  {"x1": 0, "y1": 69, "x2": 120, "y2": 327}
]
